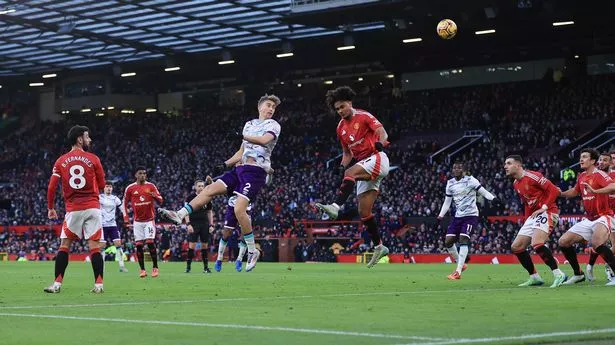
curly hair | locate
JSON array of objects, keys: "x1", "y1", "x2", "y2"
[{"x1": 325, "y1": 86, "x2": 356, "y2": 110}]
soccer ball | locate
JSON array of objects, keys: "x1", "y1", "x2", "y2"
[{"x1": 437, "y1": 19, "x2": 457, "y2": 39}]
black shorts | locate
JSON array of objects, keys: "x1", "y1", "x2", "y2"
[{"x1": 189, "y1": 224, "x2": 210, "y2": 243}]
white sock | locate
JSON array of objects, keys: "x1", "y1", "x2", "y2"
[
  {"x1": 217, "y1": 239, "x2": 227, "y2": 262},
  {"x1": 94, "y1": 283, "x2": 103, "y2": 289},
  {"x1": 117, "y1": 247, "x2": 125, "y2": 266},
  {"x1": 447, "y1": 244, "x2": 459, "y2": 262},
  {"x1": 177, "y1": 207, "x2": 189, "y2": 220},
  {"x1": 237, "y1": 243, "x2": 247, "y2": 261},
  {"x1": 244, "y1": 233, "x2": 256, "y2": 253},
  {"x1": 53, "y1": 282, "x2": 62, "y2": 288},
  {"x1": 531, "y1": 273, "x2": 541, "y2": 279},
  {"x1": 456, "y1": 245, "x2": 468, "y2": 273},
  {"x1": 552, "y1": 268, "x2": 564, "y2": 277},
  {"x1": 332, "y1": 203, "x2": 340, "y2": 209}
]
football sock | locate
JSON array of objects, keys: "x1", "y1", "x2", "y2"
[
  {"x1": 561, "y1": 246, "x2": 583, "y2": 276},
  {"x1": 446, "y1": 244, "x2": 459, "y2": 262},
  {"x1": 187, "y1": 248, "x2": 194, "y2": 269},
  {"x1": 146, "y1": 240, "x2": 158, "y2": 269},
  {"x1": 116, "y1": 246, "x2": 125, "y2": 267},
  {"x1": 217, "y1": 239, "x2": 227, "y2": 261},
  {"x1": 90, "y1": 248, "x2": 104, "y2": 285},
  {"x1": 596, "y1": 245, "x2": 615, "y2": 270},
  {"x1": 54, "y1": 247, "x2": 69, "y2": 284},
  {"x1": 334, "y1": 177, "x2": 356, "y2": 207},
  {"x1": 177, "y1": 205, "x2": 192, "y2": 220},
  {"x1": 244, "y1": 232, "x2": 256, "y2": 253},
  {"x1": 362, "y1": 215, "x2": 381, "y2": 245},
  {"x1": 533, "y1": 243, "x2": 558, "y2": 271},
  {"x1": 589, "y1": 251, "x2": 599, "y2": 266},
  {"x1": 457, "y1": 244, "x2": 469, "y2": 273},
  {"x1": 238, "y1": 242, "x2": 247, "y2": 261},
  {"x1": 136, "y1": 243, "x2": 145, "y2": 270},
  {"x1": 514, "y1": 249, "x2": 536, "y2": 275},
  {"x1": 201, "y1": 248, "x2": 208, "y2": 269}
]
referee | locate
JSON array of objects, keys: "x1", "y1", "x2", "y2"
[{"x1": 185, "y1": 178, "x2": 214, "y2": 273}]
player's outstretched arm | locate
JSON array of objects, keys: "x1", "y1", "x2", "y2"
[
  {"x1": 477, "y1": 187, "x2": 496, "y2": 201},
  {"x1": 583, "y1": 182, "x2": 615, "y2": 194},
  {"x1": 559, "y1": 187, "x2": 578, "y2": 198}
]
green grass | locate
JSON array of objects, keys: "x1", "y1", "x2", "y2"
[{"x1": 0, "y1": 261, "x2": 614, "y2": 345}]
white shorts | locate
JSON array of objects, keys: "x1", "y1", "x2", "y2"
[
  {"x1": 517, "y1": 212, "x2": 559, "y2": 237},
  {"x1": 61, "y1": 208, "x2": 102, "y2": 241},
  {"x1": 356, "y1": 152, "x2": 390, "y2": 195},
  {"x1": 133, "y1": 220, "x2": 156, "y2": 242},
  {"x1": 568, "y1": 216, "x2": 614, "y2": 242}
]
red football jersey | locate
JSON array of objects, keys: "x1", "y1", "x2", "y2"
[
  {"x1": 123, "y1": 182, "x2": 163, "y2": 222},
  {"x1": 609, "y1": 172, "x2": 615, "y2": 211},
  {"x1": 574, "y1": 169, "x2": 614, "y2": 221},
  {"x1": 513, "y1": 170, "x2": 560, "y2": 218},
  {"x1": 47, "y1": 149, "x2": 105, "y2": 212},
  {"x1": 336, "y1": 109, "x2": 384, "y2": 161}
]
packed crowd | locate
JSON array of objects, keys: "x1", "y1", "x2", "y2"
[{"x1": 1, "y1": 76, "x2": 614, "y2": 259}]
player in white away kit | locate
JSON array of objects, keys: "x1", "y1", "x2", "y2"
[
  {"x1": 437, "y1": 161, "x2": 501, "y2": 280},
  {"x1": 159, "y1": 94, "x2": 281, "y2": 272},
  {"x1": 99, "y1": 182, "x2": 127, "y2": 272}
]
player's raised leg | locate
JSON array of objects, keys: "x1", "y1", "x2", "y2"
[
  {"x1": 159, "y1": 179, "x2": 227, "y2": 225},
  {"x1": 511, "y1": 234, "x2": 543, "y2": 286}
]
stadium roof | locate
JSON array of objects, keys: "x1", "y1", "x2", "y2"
[{"x1": 0, "y1": 0, "x2": 385, "y2": 76}]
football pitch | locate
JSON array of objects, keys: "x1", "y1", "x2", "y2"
[{"x1": 1, "y1": 262, "x2": 614, "y2": 345}]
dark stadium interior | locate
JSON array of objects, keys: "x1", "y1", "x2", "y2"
[{"x1": 1, "y1": 0, "x2": 615, "y2": 263}]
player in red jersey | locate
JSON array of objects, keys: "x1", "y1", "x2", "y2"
[
  {"x1": 504, "y1": 155, "x2": 567, "y2": 288},
  {"x1": 315, "y1": 86, "x2": 390, "y2": 268},
  {"x1": 585, "y1": 152, "x2": 615, "y2": 282},
  {"x1": 559, "y1": 148, "x2": 615, "y2": 286},
  {"x1": 44, "y1": 125, "x2": 106, "y2": 294},
  {"x1": 123, "y1": 167, "x2": 163, "y2": 278}
]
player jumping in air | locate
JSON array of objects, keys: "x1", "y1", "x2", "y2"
[
  {"x1": 504, "y1": 155, "x2": 567, "y2": 288},
  {"x1": 158, "y1": 94, "x2": 281, "y2": 272},
  {"x1": 315, "y1": 86, "x2": 390, "y2": 268},
  {"x1": 123, "y1": 167, "x2": 163, "y2": 278},
  {"x1": 437, "y1": 161, "x2": 501, "y2": 280},
  {"x1": 99, "y1": 181, "x2": 128, "y2": 272},
  {"x1": 45, "y1": 125, "x2": 106, "y2": 294},
  {"x1": 566, "y1": 148, "x2": 615, "y2": 286}
]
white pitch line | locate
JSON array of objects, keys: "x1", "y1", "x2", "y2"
[
  {"x1": 0, "y1": 287, "x2": 519, "y2": 310},
  {"x1": 0, "y1": 312, "x2": 447, "y2": 341},
  {"x1": 394, "y1": 328, "x2": 615, "y2": 345}
]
